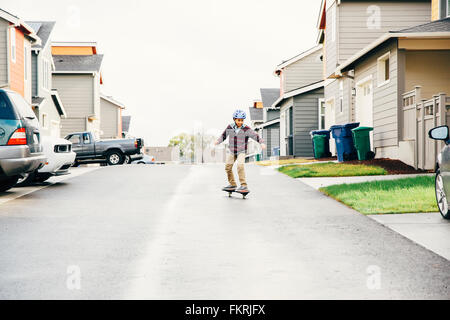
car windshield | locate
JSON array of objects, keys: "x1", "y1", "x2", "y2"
[{"x1": 7, "y1": 92, "x2": 36, "y2": 119}]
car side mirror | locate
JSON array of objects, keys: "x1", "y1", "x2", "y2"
[{"x1": 429, "y1": 125, "x2": 449, "y2": 143}]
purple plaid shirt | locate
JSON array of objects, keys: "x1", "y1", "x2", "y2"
[{"x1": 216, "y1": 123, "x2": 264, "y2": 155}]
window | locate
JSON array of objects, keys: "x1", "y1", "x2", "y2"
[
  {"x1": 10, "y1": 28, "x2": 16, "y2": 63},
  {"x1": 377, "y1": 52, "x2": 390, "y2": 86},
  {"x1": 447, "y1": 0, "x2": 450, "y2": 17},
  {"x1": 42, "y1": 59, "x2": 50, "y2": 90},
  {"x1": 83, "y1": 133, "x2": 91, "y2": 144},
  {"x1": 318, "y1": 99, "x2": 325, "y2": 130},
  {"x1": 41, "y1": 113, "x2": 48, "y2": 129},
  {"x1": 6, "y1": 92, "x2": 36, "y2": 119},
  {"x1": 68, "y1": 135, "x2": 81, "y2": 144},
  {"x1": 0, "y1": 92, "x2": 17, "y2": 120}
]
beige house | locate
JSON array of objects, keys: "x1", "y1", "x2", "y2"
[
  {"x1": 144, "y1": 146, "x2": 180, "y2": 163},
  {"x1": 338, "y1": 18, "x2": 450, "y2": 169},
  {"x1": 100, "y1": 94, "x2": 124, "y2": 139},
  {"x1": 316, "y1": 0, "x2": 432, "y2": 157}
]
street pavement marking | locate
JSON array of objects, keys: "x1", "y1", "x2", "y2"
[{"x1": 0, "y1": 166, "x2": 100, "y2": 207}]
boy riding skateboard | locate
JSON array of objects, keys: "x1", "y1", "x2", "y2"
[{"x1": 214, "y1": 109, "x2": 266, "y2": 194}]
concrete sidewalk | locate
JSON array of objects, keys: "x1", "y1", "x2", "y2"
[
  {"x1": 297, "y1": 173, "x2": 433, "y2": 190},
  {"x1": 369, "y1": 213, "x2": 450, "y2": 261}
]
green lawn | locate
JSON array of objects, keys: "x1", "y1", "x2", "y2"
[
  {"x1": 319, "y1": 176, "x2": 437, "y2": 215},
  {"x1": 278, "y1": 162, "x2": 387, "y2": 178}
]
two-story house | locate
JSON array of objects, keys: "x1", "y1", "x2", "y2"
[
  {"x1": 257, "y1": 88, "x2": 280, "y2": 159},
  {"x1": 100, "y1": 94, "x2": 125, "y2": 139},
  {"x1": 336, "y1": 13, "x2": 449, "y2": 169},
  {"x1": 26, "y1": 21, "x2": 66, "y2": 137},
  {"x1": 247, "y1": 100, "x2": 264, "y2": 161},
  {"x1": 272, "y1": 45, "x2": 324, "y2": 157},
  {"x1": 316, "y1": 0, "x2": 432, "y2": 156},
  {"x1": 51, "y1": 42, "x2": 103, "y2": 138},
  {"x1": 0, "y1": 9, "x2": 40, "y2": 104}
]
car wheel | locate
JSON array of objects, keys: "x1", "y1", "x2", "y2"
[
  {"x1": 138, "y1": 161, "x2": 145, "y2": 164},
  {"x1": 106, "y1": 150, "x2": 124, "y2": 165},
  {"x1": 435, "y1": 169, "x2": 450, "y2": 219},
  {"x1": 15, "y1": 171, "x2": 36, "y2": 187},
  {"x1": 35, "y1": 173, "x2": 52, "y2": 183},
  {"x1": 0, "y1": 175, "x2": 19, "y2": 192},
  {"x1": 72, "y1": 161, "x2": 80, "y2": 167},
  {"x1": 124, "y1": 155, "x2": 131, "y2": 164}
]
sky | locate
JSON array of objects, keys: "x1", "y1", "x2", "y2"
[{"x1": 3, "y1": 0, "x2": 322, "y2": 146}]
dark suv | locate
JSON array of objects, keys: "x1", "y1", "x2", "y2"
[{"x1": 0, "y1": 89, "x2": 46, "y2": 192}]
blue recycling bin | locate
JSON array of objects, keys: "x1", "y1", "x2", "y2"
[
  {"x1": 310, "y1": 129, "x2": 332, "y2": 158},
  {"x1": 330, "y1": 122, "x2": 360, "y2": 162}
]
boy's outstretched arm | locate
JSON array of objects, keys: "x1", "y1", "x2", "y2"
[
  {"x1": 247, "y1": 128, "x2": 266, "y2": 149},
  {"x1": 215, "y1": 127, "x2": 229, "y2": 145}
]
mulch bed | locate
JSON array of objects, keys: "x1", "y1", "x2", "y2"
[
  {"x1": 300, "y1": 157, "x2": 432, "y2": 175},
  {"x1": 342, "y1": 158, "x2": 432, "y2": 175}
]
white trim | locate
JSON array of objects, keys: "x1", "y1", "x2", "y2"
[
  {"x1": 51, "y1": 89, "x2": 67, "y2": 118},
  {"x1": 52, "y1": 71, "x2": 95, "y2": 74},
  {"x1": 10, "y1": 28, "x2": 16, "y2": 63},
  {"x1": 275, "y1": 45, "x2": 323, "y2": 71},
  {"x1": 318, "y1": 98, "x2": 325, "y2": 130},
  {"x1": 100, "y1": 94, "x2": 125, "y2": 109},
  {"x1": 256, "y1": 118, "x2": 280, "y2": 129},
  {"x1": 52, "y1": 41, "x2": 97, "y2": 47},
  {"x1": 41, "y1": 112, "x2": 49, "y2": 129},
  {"x1": 376, "y1": 51, "x2": 391, "y2": 87},
  {"x1": 337, "y1": 32, "x2": 450, "y2": 74},
  {"x1": 356, "y1": 74, "x2": 373, "y2": 87}
]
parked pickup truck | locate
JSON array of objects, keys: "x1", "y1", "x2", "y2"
[{"x1": 64, "y1": 131, "x2": 143, "y2": 165}]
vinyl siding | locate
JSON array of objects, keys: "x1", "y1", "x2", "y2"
[
  {"x1": 262, "y1": 123, "x2": 280, "y2": 159},
  {"x1": 9, "y1": 27, "x2": 25, "y2": 98},
  {"x1": 31, "y1": 52, "x2": 37, "y2": 96},
  {"x1": 0, "y1": 19, "x2": 8, "y2": 85},
  {"x1": 283, "y1": 49, "x2": 323, "y2": 92},
  {"x1": 60, "y1": 117, "x2": 86, "y2": 138},
  {"x1": 52, "y1": 74, "x2": 94, "y2": 117},
  {"x1": 100, "y1": 97, "x2": 120, "y2": 139},
  {"x1": 292, "y1": 87, "x2": 324, "y2": 157},
  {"x1": 325, "y1": 1, "x2": 338, "y2": 78},
  {"x1": 324, "y1": 79, "x2": 339, "y2": 124},
  {"x1": 338, "y1": 1, "x2": 431, "y2": 64},
  {"x1": 354, "y1": 39, "x2": 399, "y2": 149},
  {"x1": 266, "y1": 109, "x2": 279, "y2": 122}
]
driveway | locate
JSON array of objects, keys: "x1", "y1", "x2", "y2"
[{"x1": 0, "y1": 164, "x2": 449, "y2": 299}]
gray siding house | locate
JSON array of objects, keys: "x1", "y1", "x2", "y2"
[
  {"x1": 258, "y1": 88, "x2": 280, "y2": 159},
  {"x1": 316, "y1": 0, "x2": 432, "y2": 156},
  {"x1": 52, "y1": 53, "x2": 103, "y2": 138},
  {"x1": 27, "y1": 21, "x2": 66, "y2": 137},
  {"x1": 273, "y1": 45, "x2": 324, "y2": 157},
  {"x1": 338, "y1": 18, "x2": 450, "y2": 169},
  {"x1": 100, "y1": 94, "x2": 125, "y2": 139}
]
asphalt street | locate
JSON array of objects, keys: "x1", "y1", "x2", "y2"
[{"x1": 0, "y1": 164, "x2": 449, "y2": 299}]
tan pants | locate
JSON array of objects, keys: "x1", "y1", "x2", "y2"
[{"x1": 225, "y1": 153, "x2": 246, "y2": 187}]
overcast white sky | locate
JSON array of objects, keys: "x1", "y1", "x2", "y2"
[{"x1": 3, "y1": 0, "x2": 321, "y2": 146}]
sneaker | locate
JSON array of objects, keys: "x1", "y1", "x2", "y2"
[
  {"x1": 222, "y1": 185, "x2": 237, "y2": 191},
  {"x1": 236, "y1": 185, "x2": 249, "y2": 193}
]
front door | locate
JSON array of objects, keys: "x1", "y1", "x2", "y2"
[
  {"x1": 325, "y1": 99, "x2": 336, "y2": 156},
  {"x1": 67, "y1": 134, "x2": 83, "y2": 155},
  {"x1": 82, "y1": 132, "x2": 95, "y2": 157},
  {"x1": 356, "y1": 79, "x2": 374, "y2": 146}
]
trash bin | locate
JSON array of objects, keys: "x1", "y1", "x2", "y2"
[
  {"x1": 351, "y1": 126, "x2": 375, "y2": 160},
  {"x1": 255, "y1": 153, "x2": 261, "y2": 161},
  {"x1": 330, "y1": 122, "x2": 360, "y2": 162},
  {"x1": 272, "y1": 147, "x2": 280, "y2": 156},
  {"x1": 312, "y1": 135, "x2": 327, "y2": 159},
  {"x1": 310, "y1": 129, "x2": 332, "y2": 158}
]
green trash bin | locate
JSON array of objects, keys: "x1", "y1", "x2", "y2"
[
  {"x1": 256, "y1": 153, "x2": 261, "y2": 161},
  {"x1": 351, "y1": 126, "x2": 375, "y2": 160},
  {"x1": 312, "y1": 134, "x2": 327, "y2": 159}
]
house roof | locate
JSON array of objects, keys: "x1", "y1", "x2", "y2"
[
  {"x1": 31, "y1": 96, "x2": 45, "y2": 107},
  {"x1": 50, "y1": 90, "x2": 67, "y2": 117},
  {"x1": 0, "y1": 8, "x2": 40, "y2": 44},
  {"x1": 338, "y1": 17, "x2": 450, "y2": 73},
  {"x1": 53, "y1": 54, "x2": 104, "y2": 73},
  {"x1": 100, "y1": 94, "x2": 125, "y2": 109},
  {"x1": 272, "y1": 80, "x2": 325, "y2": 109},
  {"x1": 275, "y1": 45, "x2": 323, "y2": 72},
  {"x1": 122, "y1": 116, "x2": 131, "y2": 133},
  {"x1": 391, "y1": 17, "x2": 450, "y2": 33},
  {"x1": 26, "y1": 21, "x2": 56, "y2": 50},
  {"x1": 248, "y1": 107, "x2": 263, "y2": 122},
  {"x1": 260, "y1": 88, "x2": 280, "y2": 109}
]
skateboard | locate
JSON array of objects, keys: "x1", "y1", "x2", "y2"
[{"x1": 223, "y1": 189, "x2": 250, "y2": 199}]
